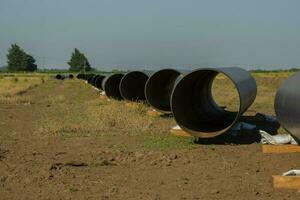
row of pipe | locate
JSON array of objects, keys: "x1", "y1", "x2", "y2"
[
  {"x1": 76, "y1": 69, "x2": 300, "y2": 141},
  {"x1": 55, "y1": 74, "x2": 74, "y2": 80}
]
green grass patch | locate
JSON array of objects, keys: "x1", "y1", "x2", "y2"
[{"x1": 142, "y1": 135, "x2": 197, "y2": 151}]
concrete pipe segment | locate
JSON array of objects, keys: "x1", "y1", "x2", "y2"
[
  {"x1": 171, "y1": 67, "x2": 257, "y2": 138},
  {"x1": 119, "y1": 71, "x2": 153, "y2": 101},
  {"x1": 145, "y1": 69, "x2": 186, "y2": 113},
  {"x1": 102, "y1": 73, "x2": 124, "y2": 100},
  {"x1": 275, "y1": 71, "x2": 300, "y2": 141}
]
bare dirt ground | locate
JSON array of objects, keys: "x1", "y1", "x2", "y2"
[{"x1": 1, "y1": 74, "x2": 300, "y2": 199}]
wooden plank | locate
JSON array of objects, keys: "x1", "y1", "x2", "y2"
[
  {"x1": 262, "y1": 145, "x2": 300, "y2": 153},
  {"x1": 273, "y1": 175, "x2": 300, "y2": 190},
  {"x1": 170, "y1": 127, "x2": 192, "y2": 137}
]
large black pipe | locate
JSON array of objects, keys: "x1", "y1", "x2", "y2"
[
  {"x1": 90, "y1": 75, "x2": 101, "y2": 86},
  {"x1": 171, "y1": 67, "x2": 257, "y2": 138},
  {"x1": 102, "y1": 73, "x2": 124, "y2": 100},
  {"x1": 145, "y1": 69, "x2": 185, "y2": 113},
  {"x1": 119, "y1": 71, "x2": 153, "y2": 101},
  {"x1": 77, "y1": 73, "x2": 85, "y2": 79},
  {"x1": 87, "y1": 74, "x2": 96, "y2": 84},
  {"x1": 78, "y1": 73, "x2": 94, "y2": 81},
  {"x1": 275, "y1": 72, "x2": 300, "y2": 141},
  {"x1": 94, "y1": 75, "x2": 105, "y2": 90}
]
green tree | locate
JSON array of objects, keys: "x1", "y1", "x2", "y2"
[
  {"x1": 6, "y1": 44, "x2": 37, "y2": 71},
  {"x1": 68, "y1": 48, "x2": 92, "y2": 72}
]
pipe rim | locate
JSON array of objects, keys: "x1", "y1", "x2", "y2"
[
  {"x1": 102, "y1": 73, "x2": 124, "y2": 100},
  {"x1": 171, "y1": 67, "x2": 256, "y2": 138},
  {"x1": 119, "y1": 71, "x2": 149, "y2": 101},
  {"x1": 145, "y1": 68, "x2": 181, "y2": 113}
]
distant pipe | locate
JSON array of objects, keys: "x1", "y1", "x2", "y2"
[
  {"x1": 90, "y1": 75, "x2": 101, "y2": 86},
  {"x1": 55, "y1": 74, "x2": 65, "y2": 80},
  {"x1": 171, "y1": 67, "x2": 257, "y2": 138},
  {"x1": 119, "y1": 71, "x2": 153, "y2": 101},
  {"x1": 87, "y1": 74, "x2": 96, "y2": 84},
  {"x1": 102, "y1": 73, "x2": 124, "y2": 100},
  {"x1": 77, "y1": 73, "x2": 85, "y2": 79},
  {"x1": 275, "y1": 72, "x2": 300, "y2": 141},
  {"x1": 69, "y1": 74, "x2": 74, "y2": 79},
  {"x1": 145, "y1": 69, "x2": 186, "y2": 113},
  {"x1": 94, "y1": 75, "x2": 105, "y2": 90}
]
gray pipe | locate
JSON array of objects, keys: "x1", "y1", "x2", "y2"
[
  {"x1": 102, "y1": 73, "x2": 124, "y2": 100},
  {"x1": 171, "y1": 67, "x2": 257, "y2": 138},
  {"x1": 119, "y1": 71, "x2": 153, "y2": 101},
  {"x1": 145, "y1": 69, "x2": 188, "y2": 113},
  {"x1": 275, "y1": 71, "x2": 300, "y2": 141}
]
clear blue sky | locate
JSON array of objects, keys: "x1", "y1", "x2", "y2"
[{"x1": 1, "y1": 0, "x2": 300, "y2": 70}]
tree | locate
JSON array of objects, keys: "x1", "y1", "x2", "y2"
[
  {"x1": 6, "y1": 44, "x2": 37, "y2": 71},
  {"x1": 68, "y1": 48, "x2": 92, "y2": 72},
  {"x1": 25, "y1": 54, "x2": 37, "y2": 71}
]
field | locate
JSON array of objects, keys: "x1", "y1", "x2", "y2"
[{"x1": 1, "y1": 72, "x2": 300, "y2": 199}]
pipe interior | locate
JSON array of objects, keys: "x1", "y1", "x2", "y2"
[
  {"x1": 145, "y1": 70, "x2": 180, "y2": 112},
  {"x1": 172, "y1": 70, "x2": 240, "y2": 134},
  {"x1": 91, "y1": 75, "x2": 100, "y2": 86},
  {"x1": 120, "y1": 72, "x2": 148, "y2": 101},
  {"x1": 87, "y1": 75, "x2": 95, "y2": 84},
  {"x1": 95, "y1": 76, "x2": 105, "y2": 90},
  {"x1": 104, "y1": 74, "x2": 124, "y2": 100}
]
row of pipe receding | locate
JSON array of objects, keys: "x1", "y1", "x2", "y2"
[
  {"x1": 76, "y1": 69, "x2": 300, "y2": 141},
  {"x1": 55, "y1": 74, "x2": 74, "y2": 80}
]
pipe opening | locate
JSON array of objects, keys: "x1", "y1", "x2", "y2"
[
  {"x1": 120, "y1": 71, "x2": 148, "y2": 101},
  {"x1": 91, "y1": 75, "x2": 100, "y2": 86},
  {"x1": 95, "y1": 75, "x2": 105, "y2": 90},
  {"x1": 77, "y1": 74, "x2": 84, "y2": 79},
  {"x1": 145, "y1": 69, "x2": 181, "y2": 113},
  {"x1": 171, "y1": 70, "x2": 242, "y2": 137},
  {"x1": 87, "y1": 75, "x2": 95, "y2": 84},
  {"x1": 55, "y1": 74, "x2": 64, "y2": 80},
  {"x1": 211, "y1": 74, "x2": 240, "y2": 113},
  {"x1": 103, "y1": 74, "x2": 124, "y2": 100}
]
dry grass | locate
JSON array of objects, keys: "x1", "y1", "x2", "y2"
[
  {"x1": 35, "y1": 80, "x2": 175, "y2": 138},
  {"x1": 24, "y1": 72, "x2": 293, "y2": 149},
  {"x1": 0, "y1": 74, "x2": 48, "y2": 104}
]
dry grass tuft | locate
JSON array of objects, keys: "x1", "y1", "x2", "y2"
[{"x1": 0, "y1": 75, "x2": 48, "y2": 104}]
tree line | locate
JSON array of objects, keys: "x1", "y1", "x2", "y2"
[{"x1": 3, "y1": 44, "x2": 93, "y2": 72}]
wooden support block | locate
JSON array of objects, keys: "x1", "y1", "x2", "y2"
[
  {"x1": 273, "y1": 175, "x2": 300, "y2": 190},
  {"x1": 170, "y1": 126, "x2": 192, "y2": 137},
  {"x1": 262, "y1": 144, "x2": 300, "y2": 154}
]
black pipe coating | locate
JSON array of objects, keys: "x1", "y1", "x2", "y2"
[
  {"x1": 171, "y1": 67, "x2": 257, "y2": 138},
  {"x1": 145, "y1": 69, "x2": 184, "y2": 113},
  {"x1": 119, "y1": 71, "x2": 153, "y2": 102},
  {"x1": 102, "y1": 73, "x2": 124, "y2": 100},
  {"x1": 94, "y1": 75, "x2": 105, "y2": 90}
]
